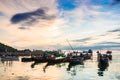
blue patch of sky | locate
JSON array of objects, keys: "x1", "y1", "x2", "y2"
[
  {"x1": 91, "y1": 0, "x2": 120, "y2": 11},
  {"x1": 93, "y1": 7, "x2": 120, "y2": 20},
  {"x1": 110, "y1": 5, "x2": 120, "y2": 14},
  {"x1": 90, "y1": 0, "x2": 112, "y2": 6},
  {"x1": 57, "y1": 0, "x2": 79, "y2": 11}
]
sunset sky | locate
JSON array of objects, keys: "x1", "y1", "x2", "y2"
[{"x1": 0, "y1": 0, "x2": 120, "y2": 50}]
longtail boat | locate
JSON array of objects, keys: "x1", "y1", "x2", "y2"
[{"x1": 68, "y1": 57, "x2": 84, "y2": 64}]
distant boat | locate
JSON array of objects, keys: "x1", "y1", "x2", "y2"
[
  {"x1": 1, "y1": 55, "x2": 19, "y2": 61},
  {"x1": 0, "y1": 48, "x2": 19, "y2": 61}
]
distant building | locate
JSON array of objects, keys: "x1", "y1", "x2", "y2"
[{"x1": 31, "y1": 50, "x2": 44, "y2": 57}]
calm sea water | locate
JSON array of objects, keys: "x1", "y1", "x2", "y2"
[{"x1": 0, "y1": 50, "x2": 120, "y2": 80}]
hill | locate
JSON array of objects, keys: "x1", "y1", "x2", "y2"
[{"x1": 0, "y1": 42, "x2": 17, "y2": 52}]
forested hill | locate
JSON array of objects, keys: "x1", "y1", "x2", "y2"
[{"x1": 0, "y1": 42, "x2": 18, "y2": 52}]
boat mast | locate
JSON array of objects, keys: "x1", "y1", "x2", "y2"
[{"x1": 66, "y1": 39, "x2": 74, "y2": 51}]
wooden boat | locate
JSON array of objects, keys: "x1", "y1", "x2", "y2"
[
  {"x1": 67, "y1": 58, "x2": 84, "y2": 71},
  {"x1": 68, "y1": 57, "x2": 84, "y2": 64},
  {"x1": 82, "y1": 53, "x2": 92, "y2": 60},
  {"x1": 31, "y1": 60, "x2": 47, "y2": 68},
  {"x1": 21, "y1": 57, "x2": 34, "y2": 62},
  {"x1": 98, "y1": 53, "x2": 109, "y2": 62},
  {"x1": 48, "y1": 58, "x2": 66, "y2": 63},
  {"x1": 33, "y1": 58, "x2": 48, "y2": 63}
]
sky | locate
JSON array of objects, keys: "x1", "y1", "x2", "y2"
[{"x1": 0, "y1": 0, "x2": 120, "y2": 50}]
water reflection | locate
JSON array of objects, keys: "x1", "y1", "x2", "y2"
[
  {"x1": 43, "y1": 62, "x2": 64, "y2": 73},
  {"x1": 67, "y1": 62, "x2": 84, "y2": 76},
  {"x1": 15, "y1": 76, "x2": 29, "y2": 80},
  {"x1": 31, "y1": 61, "x2": 67, "y2": 73},
  {"x1": 1, "y1": 60, "x2": 13, "y2": 67},
  {"x1": 67, "y1": 62, "x2": 84, "y2": 71},
  {"x1": 97, "y1": 60, "x2": 109, "y2": 76},
  {"x1": 31, "y1": 61, "x2": 46, "y2": 68},
  {"x1": 31, "y1": 61, "x2": 84, "y2": 75}
]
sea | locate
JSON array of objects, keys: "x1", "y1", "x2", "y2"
[{"x1": 0, "y1": 50, "x2": 120, "y2": 80}]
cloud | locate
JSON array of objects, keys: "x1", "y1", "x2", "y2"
[
  {"x1": 0, "y1": 0, "x2": 59, "y2": 30},
  {"x1": 10, "y1": 8, "x2": 56, "y2": 27},
  {"x1": 109, "y1": 28, "x2": 120, "y2": 32},
  {"x1": 111, "y1": 0, "x2": 120, "y2": 5},
  {"x1": 18, "y1": 27, "x2": 28, "y2": 30},
  {"x1": 97, "y1": 42, "x2": 120, "y2": 45},
  {"x1": 60, "y1": 44, "x2": 120, "y2": 50},
  {"x1": 70, "y1": 27, "x2": 120, "y2": 49},
  {"x1": 73, "y1": 45, "x2": 120, "y2": 50},
  {"x1": 72, "y1": 37, "x2": 91, "y2": 42},
  {"x1": 0, "y1": 0, "x2": 58, "y2": 16}
]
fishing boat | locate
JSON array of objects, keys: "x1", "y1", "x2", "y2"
[
  {"x1": 82, "y1": 49, "x2": 93, "y2": 60},
  {"x1": 48, "y1": 58, "x2": 66, "y2": 63},
  {"x1": 68, "y1": 57, "x2": 84, "y2": 64},
  {"x1": 21, "y1": 57, "x2": 34, "y2": 62},
  {"x1": 97, "y1": 53, "x2": 109, "y2": 65}
]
